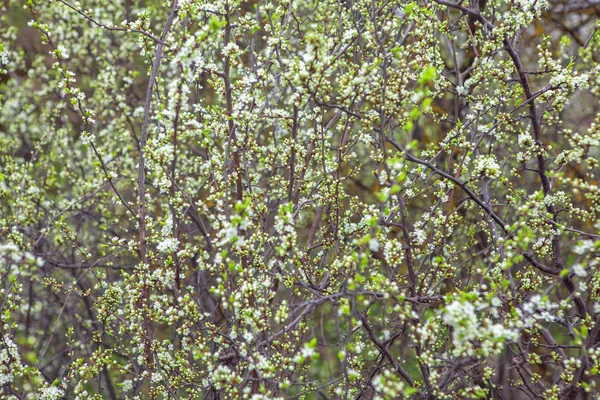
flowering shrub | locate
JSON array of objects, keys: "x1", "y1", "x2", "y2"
[{"x1": 1, "y1": 0, "x2": 600, "y2": 398}]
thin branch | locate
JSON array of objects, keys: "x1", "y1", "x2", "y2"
[
  {"x1": 387, "y1": 137, "x2": 508, "y2": 233},
  {"x1": 56, "y1": 0, "x2": 168, "y2": 45}
]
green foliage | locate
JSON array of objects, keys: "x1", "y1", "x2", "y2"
[{"x1": 1, "y1": 0, "x2": 600, "y2": 399}]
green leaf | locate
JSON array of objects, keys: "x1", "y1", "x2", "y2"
[{"x1": 419, "y1": 66, "x2": 436, "y2": 84}]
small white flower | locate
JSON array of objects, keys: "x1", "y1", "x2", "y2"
[
  {"x1": 572, "y1": 263, "x2": 587, "y2": 278},
  {"x1": 413, "y1": 228, "x2": 427, "y2": 245},
  {"x1": 39, "y1": 386, "x2": 65, "y2": 400},
  {"x1": 473, "y1": 155, "x2": 501, "y2": 179},
  {"x1": 222, "y1": 43, "x2": 240, "y2": 59},
  {"x1": 491, "y1": 297, "x2": 502, "y2": 307},
  {"x1": 518, "y1": 132, "x2": 534, "y2": 148},
  {"x1": 573, "y1": 240, "x2": 594, "y2": 255},
  {"x1": 368, "y1": 238, "x2": 380, "y2": 252},
  {"x1": 157, "y1": 237, "x2": 179, "y2": 253}
]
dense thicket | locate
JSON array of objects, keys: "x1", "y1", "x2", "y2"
[{"x1": 1, "y1": 0, "x2": 600, "y2": 398}]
